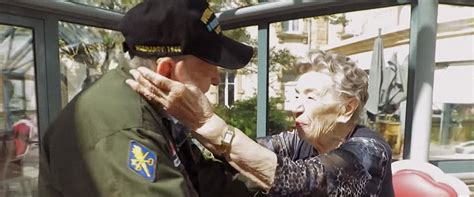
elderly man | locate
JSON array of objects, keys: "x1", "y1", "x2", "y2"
[{"x1": 38, "y1": 0, "x2": 254, "y2": 196}]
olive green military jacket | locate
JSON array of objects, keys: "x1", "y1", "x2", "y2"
[{"x1": 38, "y1": 66, "x2": 255, "y2": 197}]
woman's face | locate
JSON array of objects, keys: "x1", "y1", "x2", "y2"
[{"x1": 293, "y1": 71, "x2": 343, "y2": 143}]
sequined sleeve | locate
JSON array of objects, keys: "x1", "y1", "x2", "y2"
[
  {"x1": 268, "y1": 136, "x2": 390, "y2": 196},
  {"x1": 256, "y1": 131, "x2": 300, "y2": 158}
]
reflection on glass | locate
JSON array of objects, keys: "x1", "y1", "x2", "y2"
[
  {"x1": 209, "y1": 0, "x2": 256, "y2": 13},
  {"x1": 68, "y1": 0, "x2": 261, "y2": 13},
  {"x1": 67, "y1": 0, "x2": 143, "y2": 13},
  {"x1": 430, "y1": 5, "x2": 474, "y2": 161},
  {"x1": 0, "y1": 24, "x2": 39, "y2": 196},
  {"x1": 269, "y1": 6, "x2": 412, "y2": 156},
  {"x1": 377, "y1": 116, "x2": 403, "y2": 156},
  {"x1": 59, "y1": 21, "x2": 130, "y2": 106}
]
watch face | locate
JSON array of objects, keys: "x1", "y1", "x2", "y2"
[{"x1": 223, "y1": 131, "x2": 234, "y2": 143}]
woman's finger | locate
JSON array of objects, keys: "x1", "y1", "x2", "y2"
[
  {"x1": 125, "y1": 79, "x2": 139, "y2": 90},
  {"x1": 131, "y1": 69, "x2": 169, "y2": 97},
  {"x1": 129, "y1": 69, "x2": 141, "y2": 81},
  {"x1": 126, "y1": 78, "x2": 163, "y2": 99},
  {"x1": 125, "y1": 78, "x2": 169, "y2": 108},
  {"x1": 137, "y1": 67, "x2": 173, "y2": 92},
  {"x1": 138, "y1": 74, "x2": 168, "y2": 98},
  {"x1": 126, "y1": 78, "x2": 154, "y2": 100}
]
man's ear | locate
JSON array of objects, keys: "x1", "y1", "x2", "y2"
[
  {"x1": 155, "y1": 57, "x2": 175, "y2": 78},
  {"x1": 336, "y1": 98, "x2": 359, "y2": 123}
]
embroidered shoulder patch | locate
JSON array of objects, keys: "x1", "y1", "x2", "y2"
[{"x1": 128, "y1": 141, "x2": 156, "y2": 182}]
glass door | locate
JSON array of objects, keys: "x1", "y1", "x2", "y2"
[{"x1": 0, "y1": 14, "x2": 46, "y2": 197}]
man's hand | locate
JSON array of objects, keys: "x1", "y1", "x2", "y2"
[{"x1": 125, "y1": 67, "x2": 214, "y2": 131}]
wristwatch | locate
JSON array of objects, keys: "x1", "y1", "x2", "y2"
[{"x1": 221, "y1": 125, "x2": 235, "y2": 155}]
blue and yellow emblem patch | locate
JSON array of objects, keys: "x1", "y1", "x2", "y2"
[{"x1": 128, "y1": 141, "x2": 156, "y2": 182}]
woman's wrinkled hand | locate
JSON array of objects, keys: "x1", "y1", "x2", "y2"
[{"x1": 125, "y1": 67, "x2": 214, "y2": 131}]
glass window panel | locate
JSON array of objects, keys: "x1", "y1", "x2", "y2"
[
  {"x1": 228, "y1": 72, "x2": 235, "y2": 83},
  {"x1": 217, "y1": 71, "x2": 236, "y2": 107},
  {"x1": 228, "y1": 84, "x2": 235, "y2": 106},
  {"x1": 270, "y1": 5, "x2": 411, "y2": 157},
  {"x1": 67, "y1": 0, "x2": 272, "y2": 13},
  {"x1": 429, "y1": 4, "x2": 474, "y2": 161},
  {"x1": 281, "y1": 19, "x2": 303, "y2": 33},
  {"x1": 0, "y1": 24, "x2": 39, "y2": 196},
  {"x1": 219, "y1": 72, "x2": 226, "y2": 81},
  {"x1": 59, "y1": 21, "x2": 130, "y2": 106},
  {"x1": 218, "y1": 83, "x2": 226, "y2": 105},
  {"x1": 67, "y1": 0, "x2": 143, "y2": 13},
  {"x1": 208, "y1": 26, "x2": 258, "y2": 138},
  {"x1": 210, "y1": 0, "x2": 260, "y2": 12}
]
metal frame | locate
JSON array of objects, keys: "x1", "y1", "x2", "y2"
[
  {"x1": 218, "y1": 0, "x2": 409, "y2": 29},
  {"x1": 43, "y1": 16, "x2": 62, "y2": 124},
  {"x1": 256, "y1": 23, "x2": 269, "y2": 138},
  {"x1": 404, "y1": 0, "x2": 439, "y2": 161},
  {"x1": 0, "y1": 0, "x2": 472, "y2": 167},
  {"x1": 0, "y1": 1, "x2": 124, "y2": 140},
  {"x1": 0, "y1": 1, "x2": 121, "y2": 30},
  {"x1": 0, "y1": 13, "x2": 48, "y2": 141},
  {"x1": 439, "y1": 0, "x2": 474, "y2": 6}
]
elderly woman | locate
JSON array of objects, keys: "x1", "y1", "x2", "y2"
[{"x1": 126, "y1": 51, "x2": 394, "y2": 196}]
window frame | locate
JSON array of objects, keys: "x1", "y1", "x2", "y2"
[{"x1": 1, "y1": 0, "x2": 473, "y2": 174}]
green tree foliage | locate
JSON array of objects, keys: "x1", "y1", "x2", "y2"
[
  {"x1": 327, "y1": 14, "x2": 349, "y2": 27},
  {"x1": 209, "y1": 0, "x2": 255, "y2": 12},
  {"x1": 269, "y1": 47, "x2": 298, "y2": 74},
  {"x1": 214, "y1": 96, "x2": 294, "y2": 138},
  {"x1": 59, "y1": 22, "x2": 124, "y2": 74}
]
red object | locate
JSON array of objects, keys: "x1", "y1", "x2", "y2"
[
  {"x1": 393, "y1": 169, "x2": 457, "y2": 197},
  {"x1": 12, "y1": 122, "x2": 31, "y2": 157}
]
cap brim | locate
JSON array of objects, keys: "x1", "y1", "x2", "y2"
[{"x1": 197, "y1": 35, "x2": 254, "y2": 70}]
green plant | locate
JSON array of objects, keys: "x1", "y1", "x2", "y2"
[
  {"x1": 327, "y1": 14, "x2": 349, "y2": 27},
  {"x1": 214, "y1": 95, "x2": 293, "y2": 138}
]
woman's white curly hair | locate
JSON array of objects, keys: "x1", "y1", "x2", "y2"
[{"x1": 297, "y1": 50, "x2": 369, "y2": 120}]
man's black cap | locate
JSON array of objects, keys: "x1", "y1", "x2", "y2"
[{"x1": 120, "y1": 0, "x2": 253, "y2": 70}]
